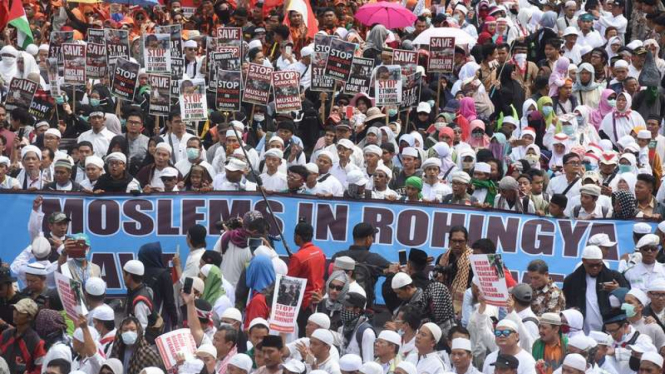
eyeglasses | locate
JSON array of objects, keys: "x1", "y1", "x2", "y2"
[
  {"x1": 450, "y1": 239, "x2": 466, "y2": 244},
  {"x1": 649, "y1": 292, "x2": 665, "y2": 299},
  {"x1": 641, "y1": 246, "x2": 659, "y2": 253},
  {"x1": 565, "y1": 161, "x2": 581, "y2": 166},
  {"x1": 329, "y1": 284, "x2": 344, "y2": 291},
  {"x1": 494, "y1": 329, "x2": 514, "y2": 337}
]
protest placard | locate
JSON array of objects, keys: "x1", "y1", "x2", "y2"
[
  {"x1": 428, "y1": 37, "x2": 455, "y2": 73},
  {"x1": 311, "y1": 34, "x2": 334, "y2": 92},
  {"x1": 5, "y1": 78, "x2": 38, "y2": 111},
  {"x1": 392, "y1": 49, "x2": 418, "y2": 76},
  {"x1": 324, "y1": 39, "x2": 356, "y2": 82},
  {"x1": 155, "y1": 24, "x2": 183, "y2": 59},
  {"x1": 170, "y1": 80, "x2": 180, "y2": 106},
  {"x1": 143, "y1": 34, "x2": 172, "y2": 73},
  {"x1": 149, "y1": 74, "x2": 171, "y2": 116},
  {"x1": 111, "y1": 58, "x2": 140, "y2": 101},
  {"x1": 208, "y1": 48, "x2": 241, "y2": 89},
  {"x1": 374, "y1": 65, "x2": 402, "y2": 106},
  {"x1": 29, "y1": 92, "x2": 54, "y2": 121},
  {"x1": 216, "y1": 27, "x2": 242, "y2": 49},
  {"x1": 48, "y1": 31, "x2": 73, "y2": 75},
  {"x1": 469, "y1": 254, "x2": 509, "y2": 307},
  {"x1": 269, "y1": 275, "x2": 308, "y2": 333},
  {"x1": 54, "y1": 271, "x2": 88, "y2": 322},
  {"x1": 243, "y1": 63, "x2": 273, "y2": 105},
  {"x1": 179, "y1": 78, "x2": 208, "y2": 121},
  {"x1": 216, "y1": 70, "x2": 242, "y2": 111},
  {"x1": 86, "y1": 43, "x2": 107, "y2": 79},
  {"x1": 62, "y1": 43, "x2": 86, "y2": 85},
  {"x1": 400, "y1": 72, "x2": 422, "y2": 111},
  {"x1": 46, "y1": 58, "x2": 60, "y2": 98},
  {"x1": 105, "y1": 28, "x2": 130, "y2": 69},
  {"x1": 87, "y1": 29, "x2": 104, "y2": 44},
  {"x1": 343, "y1": 57, "x2": 374, "y2": 95},
  {"x1": 273, "y1": 71, "x2": 302, "y2": 113},
  {"x1": 171, "y1": 57, "x2": 184, "y2": 80},
  {"x1": 155, "y1": 329, "x2": 197, "y2": 370}
]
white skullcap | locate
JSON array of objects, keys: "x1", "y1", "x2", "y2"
[
  {"x1": 496, "y1": 319, "x2": 519, "y2": 332},
  {"x1": 225, "y1": 158, "x2": 247, "y2": 172},
  {"x1": 196, "y1": 344, "x2": 218, "y2": 359},
  {"x1": 155, "y1": 142, "x2": 173, "y2": 154},
  {"x1": 249, "y1": 317, "x2": 269, "y2": 330},
  {"x1": 268, "y1": 136, "x2": 284, "y2": 146},
  {"x1": 200, "y1": 264, "x2": 213, "y2": 277},
  {"x1": 475, "y1": 162, "x2": 491, "y2": 174},
  {"x1": 582, "y1": 246, "x2": 603, "y2": 260},
  {"x1": 374, "y1": 164, "x2": 392, "y2": 180},
  {"x1": 637, "y1": 234, "x2": 660, "y2": 249},
  {"x1": 658, "y1": 220, "x2": 665, "y2": 233},
  {"x1": 642, "y1": 352, "x2": 664, "y2": 368},
  {"x1": 421, "y1": 158, "x2": 442, "y2": 170},
  {"x1": 628, "y1": 288, "x2": 649, "y2": 306},
  {"x1": 301, "y1": 46, "x2": 314, "y2": 57},
  {"x1": 396, "y1": 362, "x2": 417, "y2": 374},
  {"x1": 225, "y1": 129, "x2": 238, "y2": 138},
  {"x1": 31, "y1": 235, "x2": 51, "y2": 259},
  {"x1": 364, "y1": 144, "x2": 382, "y2": 156},
  {"x1": 123, "y1": 260, "x2": 144, "y2": 276},
  {"x1": 264, "y1": 148, "x2": 284, "y2": 159},
  {"x1": 86, "y1": 155, "x2": 104, "y2": 169},
  {"x1": 308, "y1": 313, "x2": 331, "y2": 329},
  {"x1": 634, "y1": 222, "x2": 652, "y2": 234},
  {"x1": 503, "y1": 116, "x2": 517, "y2": 125},
  {"x1": 589, "y1": 331, "x2": 613, "y2": 346},
  {"x1": 39, "y1": 44, "x2": 49, "y2": 52},
  {"x1": 421, "y1": 322, "x2": 442, "y2": 342},
  {"x1": 614, "y1": 59, "x2": 629, "y2": 69},
  {"x1": 391, "y1": 272, "x2": 413, "y2": 289},
  {"x1": 337, "y1": 139, "x2": 354, "y2": 149},
  {"x1": 563, "y1": 353, "x2": 587, "y2": 372},
  {"x1": 183, "y1": 40, "x2": 198, "y2": 48},
  {"x1": 160, "y1": 167, "x2": 179, "y2": 178},
  {"x1": 563, "y1": 26, "x2": 579, "y2": 36},
  {"x1": 21, "y1": 145, "x2": 42, "y2": 160},
  {"x1": 25, "y1": 262, "x2": 48, "y2": 276},
  {"x1": 401, "y1": 147, "x2": 418, "y2": 157},
  {"x1": 230, "y1": 120, "x2": 244, "y2": 131},
  {"x1": 587, "y1": 233, "x2": 616, "y2": 247},
  {"x1": 106, "y1": 152, "x2": 127, "y2": 165},
  {"x1": 305, "y1": 162, "x2": 319, "y2": 174},
  {"x1": 638, "y1": 130, "x2": 652, "y2": 140},
  {"x1": 92, "y1": 304, "x2": 115, "y2": 321},
  {"x1": 221, "y1": 307, "x2": 242, "y2": 322},
  {"x1": 451, "y1": 337, "x2": 472, "y2": 351},
  {"x1": 335, "y1": 27, "x2": 349, "y2": 39},
  {"x1": 311, "y1": 328, "x2": 334, "y2": 346},
  {"x1": 228, "y1": 354, "x2": 253, "y2": 373},
  {"x1": 378, "y1": 330, "x2": 402, "y2": 347},
  {"x1": 649, "y1": 279, "x2": 665, "y2": 292},
  {"x1": 339, "y1": 354, "x2": 363, "y2": 371},
  {"x1": 281, "y1": 359, "x2": 306, "y2": 373},
  {"x1": 452, "y1": 171, "x2": 471, "y2": 184},
  {"x1": 317, "y1": 150, "x2": 334, "y2": 161},
  {"x1": 74, "y1": 326, "x2": 99, "y2": 343},
  {"x1": 45, "y1": 128, "x2": 62, "y2": 139},
  {"x1": 0, "y1": 156, "x2": 9, "y2": 167},
  {"x1": 192, "y1": 277, "x2": 204, "y2": 294},
  {"x1": 359, "y1": 362, "x2": 384, "y2": 374},
  {"x1": 248, "y1": 39, "x2": 262, "y2": 51},
  {"x1": 567, "y1": 335, "x2": 592, "y2": 350},
  {"x1": 565, "y1": 0, "x2": 577, "y2": 7},
  {"x1": 85, "y1": 277, "x2": 106, "y2": 296}
]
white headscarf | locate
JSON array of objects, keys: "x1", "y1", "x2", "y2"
[
  {"x1": 0, "y1": 46, "x2": 18, "y2": 84},
  {"x1": 17, "y1": 52, "x2": 39, "y2": 79}
]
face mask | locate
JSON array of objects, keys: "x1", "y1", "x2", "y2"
[
  {"x1": 629, "y1": 356, "x2": 641, "y2": 372},
  {"x1": 434, "y1": 121, "x2": 445, "y2": 131},
  {"x1": 514, "y1": 53, "x2": 527, "y2": 66},
  {"x1": 542, "y1": 106, "x2": 553, "y2": 116},
  {"x1": 619, "y1": 164, "x2": 631, "y2": 173},
  {"x1": 621, "y1": 302, "x2": 637, "y2": 318},
  {"x1": 388, "y1": 109, "x2": 398, "y2": 117},
  {"x1": 56, "y1": 96, "x2": 65, "y2": 105},
  {"x1": 525, "y1": 154, "x2": 539, "y2": 166},
  {"x1": 443, "y1": 112, "x2": 456, "y2": 122},
  {"x1": 584, "y1": 163, "x2": 598, "y2": 171},
  {"x1": 254, "y1": 114, "x2": 265, "y2": 122},
  {"x1": 186, "y1": 148, "x2": 200, "y2": 160},
  {"x1": 1, "y1": 56, "x2": 15, "y2": 66},
  {"x1": 425, "y1": 17, "x2": 431, "y2": 26},
  {"x1": 397, "y1": 329, "x2": 405, "y2": 336},
  {"x1": 562, "y1": 125, "x2": 574, "y2": 135},
  {"x1": 427, "y1": 100, "x2": 435, "y2": 109},
  {"x1": 340, "y1": 309, "x2": 360, "y2": 324},
  {"x1": 90, "y1": 98, "x2": 101, "y2": 107},
  {"x1": 607, "y1": 99, "x2": 616, "y2": 107},
  {"x1": 120, "y1": 118, "x2": 127, "y2": 126},
  {"x1": 472, "y1": 131, "x2": 484, "y2": 139},
  {"x1": 79, "y1": 115, "x2": 89, "y2": 122},
  {"x1": 462, "y1": 161, "x2": 474, "y2": 170},
  {"x1": 576, "y1": 115, "x2": 584, "y2": 126},
  {"x1": 122, "y1": 331, "x2": 138, "y2": 345}
]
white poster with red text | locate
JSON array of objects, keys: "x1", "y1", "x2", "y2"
[
  {"x1": 269, "y1": 275, "x2": 307, "y2": 333},
  {"x1": 470, "y1": 254, "x2": 509, "y2": 307},
  {"x1": 155, "y1": 329, "x2": 197, "y2": 370}
]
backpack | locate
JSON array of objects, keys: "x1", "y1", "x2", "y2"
[
  {"x1": 351, "y1": 251, "x2": 376, "y2": 308},
  {"x1": 355, "y1": 320, "x2": 375, "y2": 359},
  {"x1": 132, "y1": 286, "x2": 165, "y2": 344}
]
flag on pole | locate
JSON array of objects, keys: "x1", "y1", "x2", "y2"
[{"x1": 1, "y1": 0, "x2": 34, "y2": 49}]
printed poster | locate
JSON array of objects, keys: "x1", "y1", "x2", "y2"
[
  {"x1": 111, "y1": 57, "x2": 140, "y2": 101},
  {"x1": 149, "y1": 74, "x2": 171, "y2": 116},
  {"x1": 54, "y1": 271, "x2": 88, "y2": 322},
  {"x1": 209, "y1": 49, "x2": 241, "y2": 90},
  {"x1": 87, "y1": 28, "x2": 105, "y2": 44},
  {"x1": 171, "y1": 57, "x2": 185, "y2": 80},
  {"x1": 242, "y1": 63, "x2": 273, "y2": 105},
  {"x1": 216, "y1": 70, "x2": 242, "y2": 111},
  {"x1": 46, "y1": 58, "x2": 60, "y2": 98},
  {"x1": 86, "y1": 42, "x2": 107, "y2": 79},
  {"x1": 143, "y1": 34, "x2": 172, "y2": 73},
  {"x1": 428, "y1": 37, "x2": 455, "y2": 73},
  {"x1": 324, "y1": 39, "x2": 356, "y2": 82},
  {"x1": 470, "y1": 254, "x2": 509, "y2": 307},
  {"x1": 272, "y1": 70, "x2": 302, "y2": 113},
  {"x1": 155, "y1": 329, "x2": 197, "y2": 370},
  {"x1": 400, "y1": 72, "x2": 422, "y2": 111},
  {"x1": 392, "y1": 49, "x2": 418, "y2": 76},
  {"x1": 155, "y1": 24, "x2": 183, "y2": 59},
  {"x1": 269, "y1": 275, "x2": 308, "y2": 333},
  {"x1": 179, "y1": 78, "x2": 208, "y2": 121},
  {"x1": 104, "y1": 28, "x2": 130, "y2": 69},
  {"x1": 5, "y1": 78, "x2": 38, "y2": 111},
  {"x1": 374, "y1": 65, "x2": 402, "y2": 106},
  {"x1": 48, "y1": 31, "x2": 74, "y2": 76},
  {"x1": 343, "y1": 57, "x2": 374, "y2": 96},
  {"x1": 29, "y1": 91, "x2": 54, "y2": 121},
  {"x1": 311, "y1": 34, "x2": 334, "y2": 92},
  {"x1": 62, "y1": 43, "x2": 86, "y2": 85}
]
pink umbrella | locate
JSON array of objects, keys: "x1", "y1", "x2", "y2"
[{"x1": 354, "y1": 2, "x2": 417, "y2": 30}]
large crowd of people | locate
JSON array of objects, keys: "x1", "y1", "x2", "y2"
[{"x1": 2, "y1": 0, "x2": 665, "y2": 373}]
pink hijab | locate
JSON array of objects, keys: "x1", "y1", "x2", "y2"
[
  {"x1": 589, "y1": 89, "x2": 615, "y2": 130},
  {"x1": 467, "y1": 120, "x2": 491, "y2": 149},
  {"x1": 459, "y1": 97, "x2": 478, "y2": 122}
]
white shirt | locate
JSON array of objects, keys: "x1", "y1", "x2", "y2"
[
  {"x1": 546, "y1": 174, "x2": 581, "y2": 199},
  {"x1": 260, "y1": 171, "x2": 288, "y2": 192},
  {"x1": 213, "y1": 237, "x2": 253, "y2": 287},
  {"x1": 175, "y1": 158, "x2": 217, "y2": 179},
  {"x1": 185, "y1": 56, "x2": 204, "y2": 79},
  {"x1": 0, "y1": 175, "x2": 19, "y2": 189},
  {"x1": 406, "y1": 351, "x2": 447, "y2": 374},
  {"x1": 372, "y1": 188, "x2": 399, "y2": 200},
  {"x1": 311, "y1": 355, "x2": 341, "y2": 374},
  {"x1": 399, "y1": 335, "x2": 416, "y2": 358},
  {"x1": 287, "y1": 61, "x2": 310, "y2": 89},
  {"x1": 183, "y1": 248, "x2": 206, "y2": 279},
  {"x1": 482, "y1": 349, "x2": 537, "y2": 374},
  {"x1": 162, "y1": 132, "x2": 195, "y2": 164},
  {"x1": 286, "y1": 338, "x2": 340, "y2": 361},
  {"x1": 340, "y1": 325, "x2": 376, "y2": 363},
  {"x1": 577, "y1": 30, "x2": 604, "y2": 49},
  {"x1": 565, "y1": 194, "x2": 612, "y2": 218},
  {"x1": 330, "y1": 162, "x2": 360, "y2": 188},
  {"x1": 623, "y1": 261, "x2": 665, "y2": 293},
  {"x1": 72, "y1": 351, "x2": 105, "y2": 374},
  {"x1": 585, "y1": 274, "x2": 603, "y2": 334},
  {"x1": 77, "y1": 127, "x2": 116, "y2": 157},
  {"x1": 563, "y1": 44, "x2": 582, "y2": 65},
  {"x1": 317, "y1": 173, "x2": 345, "y2": 197},
  {"x1": 41, "y1": 342, "x2": 72, "y2": 374},
  {"x1": 572, "y1": 203, "x2": 613, "y2": 219},
  {"x1": 10, "y1": 245, "x2": 57, "y2": 288},
  {"x1": 212, "y1": 174, "x2": 258, "y2": 191},
  {"x1": 423, "y1": 181, "x2": 452, "y2": 202}
]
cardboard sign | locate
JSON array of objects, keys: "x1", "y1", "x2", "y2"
[
  {"x1": 470, "y1": 254, "x2": 509, "y2": 307},
  {"x1": 273, "y1": 70, "x2": 302, "y2": 113},
  {"x1": 400, "y1": 72, "x2": 422, "y2": 111},
  {"x1": 243, "y1": 63, "x2": 273, "y2": 105},
  {"x1": 87, "y1": 28, "x2": 104, "y2": 44},
  {"x1": 374, "y1": 65, "x2": 402, "y2": 106},
  {"x1": 311, "y1": 34, "x2": 334, "y2": 92},
  {"x1": 209, "y1": 48, "x2": 241, "y2": 89},
  {"x1": 343, "y1": 57, "x2": 374, "y2": 96},
  {"x1": 269, "y1": 275, "x2": 308, "y2": 333},
  {"x1": 155, "y1": 24, "x2": 183, "y2": 59},
  {"x1": 324, "y1": 39, "x2": 356, "y2": 82},
  {"x1": 392, "y1": 49, "x2": 418, "y2": 76},
  {"x1": 62, "y1": 43, "x2": 86, "y2": 85},
  {"x1": 171, "y1": 57, "x2": 185, "y2": 80},
  {"x1": 155, "y1": 329, "x2": 197, "y2": 370},
  {"x1": 46, "y1": 58, "x2": 60, "y2": 98},
  {"x1": 143, "y1": 34, "x2": 172, "y2": 73},
  {"x1": 149, "y1": 74, "x2": 171, "y2": 116},
  {"x1": 104, "y1": 28, "x2": 130, "y2": 69},
  {"x1": 48, "y1": 31, "x2": 74, "y2": 76},
  {"x1": 216, "y1": 70, "x2": 242, "y2": 111},
  {"x1": 86, "y1": 43, "x2": 107, "y2": 79},
  {"x1": 111, "y1": 57, "x2": 140, "y2": 101},
  {"x1": 428, "y1": 37, "x2": 455, "y2": 73},
  {"x1": 179, "y1": 78, "x2": 208, "y2": 122},
  {"x1": 5, "y1": 78, "x2": 38, "y2": 111},
  {"x1": 29, "y1": 91, "x2": 54, "y2": 121},
  {"x1": 54, "y1": 271, "x2": 88, "y2": 322}
]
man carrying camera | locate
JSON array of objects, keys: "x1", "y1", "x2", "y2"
[
  {"x1": 435, "y1": 226, "x2": 474, "y2": 317},
  {"x1": 58, "y1": 233, "x2": 101, "y2": 285}
]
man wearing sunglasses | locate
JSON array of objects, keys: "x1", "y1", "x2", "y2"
[
  {"x1": 563, "y1": 246, "x2": 629, "y2": 335},
  {"x1": 482, "y1": 319, "x2": 536, "y2": 374},
  {"x1": 623, "y1": 234, "x2": 665, "y2": 293}
]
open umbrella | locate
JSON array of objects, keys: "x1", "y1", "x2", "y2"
[
  {"x1": 354, "y1": 2, "x2": 417, "y2": 30},
  {"x1": 412, "y1": 27, "x2": 477, "y2": 46}
]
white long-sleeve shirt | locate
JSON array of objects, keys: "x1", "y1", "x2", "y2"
[{"x1": 10, "y1": 246, "x2": 57, "y2": 288}]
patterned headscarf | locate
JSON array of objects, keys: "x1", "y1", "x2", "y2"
[
  {"x1": 325, "y1": 270, "x2": 350, "y2": 313},
  {"x1": 612, "y1": 190, "x2": 638, "y2": 219},
  {"x1": 111, "y1": 317, "x2": 164, "y2": 374}
]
